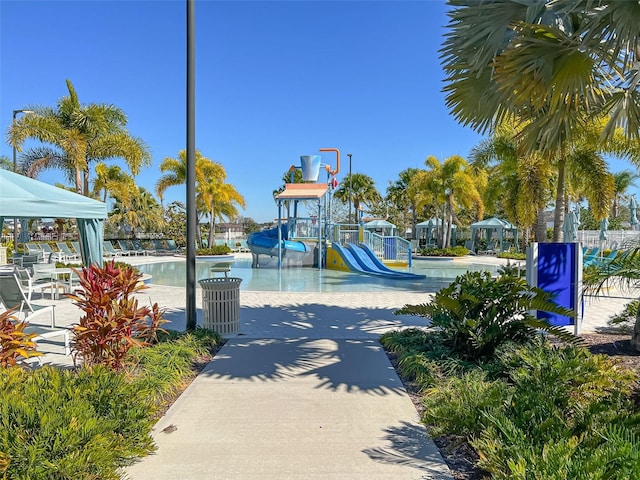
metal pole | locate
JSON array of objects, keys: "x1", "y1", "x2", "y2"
[
  {"x1": 347, "y1": 153, "x2": 352, "y2": 224},
  {"x1": 185, "y1": 0, "x2": 197, "y2": 331}
]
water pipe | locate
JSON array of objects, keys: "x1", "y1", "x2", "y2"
[{"x1": 319, "y1": 148, "x2": 340, "y2": 176}]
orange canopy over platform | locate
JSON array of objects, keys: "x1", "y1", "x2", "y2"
[{"x1": 275, "y1": 183, "x2": 328, "y2": 200}]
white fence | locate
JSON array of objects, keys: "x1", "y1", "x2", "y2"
[{"x1": 576, "y1": 230, "x2": 640, "y2": 250}]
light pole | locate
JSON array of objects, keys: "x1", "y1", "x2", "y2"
[
  {"x1": 11, "y1": 109, "x2": 34, "y2": 253},
  {"x1": 347, "y1": 153, "x2": 352, "y2": 224}
]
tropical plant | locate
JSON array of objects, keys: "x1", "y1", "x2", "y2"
[
  {"x1": 385, "y1": 168, "x2": 424, "y2": 239},
  {"x1": 68, "y1": 261, "x2": 167, "y2": 370},
  {"x1": 92, "y1": 162, "x2": 137, "y2": 204},
  {"x1": 7, "y1": 79, "x2": 151, "y2": 195},
  {"x1": 333, "y1": 173, "x2": 382, "y2": 222},
  {"x1": 411, "y1": 155, "x2": 484, "y2": 248},
  {"x1": 109, "y1": 186, "x2": 164, "y2": 236},
  {"x1": 612, "y1": 170, "x2": 638, "y2": 218},
  {"x1": 395, "y1": 271, "x2": 580, "y2": 360},
  {"x1": 156, "y1": 149, "x2": 245, "y2": 248},
  {"x1": 0, "y1": 308, "x2": 41, "y2": 367}
]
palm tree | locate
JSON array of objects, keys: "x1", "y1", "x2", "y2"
[
  {"x1": 7, "y1": 79, "x2": 151, "y2": 195},
  {"x1": 611, "y1": 171, "x2": 639, "y2": 219},
  {"x1": 109, "y1": 186, "x2": 164, "y2": 236},
  {"x1": 156, "y1": 150, "x2": 245, "y2": 248},
  {"x1": 92, "y1": 163, "x2": 137, "y2": 205},
  {"x1": 441, "y1": 0, "x2": 640, "y2": 154},
  {"x1": 333, "y1": 173, "x2": 381, "y2": 222},
  {"x1": 386, "y1": 168, "x2": 424, "y2": 239},
  {"x1": 470, "y1": 124, "x2": 554, "y2": 243},
  {"x1": 413, "y1": 155, "x2": 484, "y2": 248}
]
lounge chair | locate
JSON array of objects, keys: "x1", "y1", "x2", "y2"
[
  {"x1": 71, "y1": 241, "x2": 83, "y2": 257},
  {"x1": 13, "y1": 266, "x2": 57, "y2": 302},
  {"x1": 164, "y1": 239, "x2": 183, "y2": 254},
  {"x1": 585, "y1": 249, "x2": 619, "y2": 268},
  {"x1": 226, "y1": 240, "x2": 241, "y2": 252},
  {"x1": 25, "y1": 242, "x2": 46, "y2": 263},
  {"x1": 151, "y1": 239, "x2": 171, "y2": 254},
  {"x1": 103, "y1": 240, "x2": 125, "y2": 257},
  {"x1": 0, "y1": 273, "x2": 56, "y2": 327},
  {"x1": 131, "y1": 239, "x2": 155, "y2": 256},
  {"x1": 37, "y1": 242, "x2": 67, "y2": 263},
  {"x1": 479, "y1": 240, "x2": 497, "y2": 255},
  {"x1": 118, "y1": 240, "x2": 143, "y2": 256},
  {"x1": 582, "y1": 248, "x2": 601, "y2": 266},
  {"x1": 56, "y1": 242, "x2": 80, "y2": 262}
]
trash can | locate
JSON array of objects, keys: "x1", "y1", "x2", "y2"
[{"x1": 199, "y1": 277, "x2": 242, "y2": 335}]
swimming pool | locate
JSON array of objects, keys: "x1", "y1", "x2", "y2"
[{"x1": 136, "y1": 256, "x2": 501, "y2": 293}]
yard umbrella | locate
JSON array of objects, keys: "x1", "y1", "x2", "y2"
[
  {"x1": 562, "y1": 211, "x2": 579, "y2": 242},
  {"x1": 599, "y1": 218, "x2": 609, "y2": 255},
  {"x1": 18, "y1": 219, "x2": 30, "y2": 243},
  {"x1": 630, "y1": 196, "x2": 638, "y2": 230}
]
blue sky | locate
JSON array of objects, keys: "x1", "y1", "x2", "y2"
[{"x1": 1, "y1": 0, "x2": 636, "y2": 223}]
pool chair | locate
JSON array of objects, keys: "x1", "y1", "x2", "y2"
[
  {"x1": 586, "y1": 249, "x2": 619, "y2": 268},
  {"x1": 164, "y1": 239, "x2": 184, "y2": 254},
  {"x1": 0, "y1": 273, "x2": 56, "y2": 327},
  {"x1": 37, "y1": 242, "x2": 67, "y2": 263},
  {"x1": 226, "y1": 240, "x2": 241, "y2": 252},
  {"x1": 582, "y1": 248, "x2": 600, "y2": 266},
  {"x1": 102, "y1": 241, "x2": 125, "y2": 257},
  {"x1": 151, "y1": 239, "x2": 171, "y2": 254},
  {"x1": 117, "y1": 240, "x2": 144, "y2": 256},
  {"x1": 131, "y1": 239, "x2": 155, "y2": 256},
  {"x1": 56, "y1": 242, "x2": 80, "y2": 262},
  {"x1": 25, "y1": 242, "x2": 46, "y2": 263},
  {"x1": 238, "y1": 239, "x2": 251, "y2": 253},
  {"x1": 0, "y1": 274, "x2": 70, "y2": 360}
]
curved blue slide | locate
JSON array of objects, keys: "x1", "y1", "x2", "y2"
[
  {"x1": 247, "y1": 226, "x2": 307, "y2": 257},
  {"x1": 346, "y1": 243, "x2": 426, "y2": 279},
  {"x1": 331, "y1": 243, "x2": 425, "y2": 280}
]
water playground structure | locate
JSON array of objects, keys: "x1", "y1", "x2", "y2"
[{"x1": 247, "y1": 148, "x2": 425, "y2": 280}]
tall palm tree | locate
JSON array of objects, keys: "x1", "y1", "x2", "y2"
[
  {"x1": 156, "y1": 150, "x2": 244, "y2": 248},
  {"x1": 611, "y1": 171, "x2": 639, "y2": 219},
  {"x1": 414, "y1": 155, "x2": 484, "y2": 248},
  {"x1": 7, "y1": 79, "x2": 151, "y2": 195},
  {"x1": 386, "y1": 168, "x2": 424, "y2": 239},
  {"x1": 333, "y1": 173, "x2": 381, "y2": 222}
]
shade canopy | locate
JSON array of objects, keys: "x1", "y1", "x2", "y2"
[
  {"x1": 470, "y1": 217, "x2": 518, "y2": 253},
  {"x1": 415, "y1": 218, "x2": 457, "y2": 246},
  {"x1": 0, "y1": 169, "x2": 107, "y2": 265},
  {"x1": 364, "y1": 219, "x2": 397, "y2": 235}
]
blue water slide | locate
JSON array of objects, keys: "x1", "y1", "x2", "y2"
[
  {"x1": 331, "y1": 243, "x2": 424, "y2": 280},
  {"x1": 346, "y1": 243, "x2": 426, "y2": 280},
  {"x1": 247, "y1": 226, "x2": 307, "y2": 257}
]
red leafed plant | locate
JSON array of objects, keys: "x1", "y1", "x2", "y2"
[
  {"x1": 0, "y1": 308, "x2": 42, "y2": 367},
  {"x1": 68, "y1": 260, "x2": 167, "y2": 370}
]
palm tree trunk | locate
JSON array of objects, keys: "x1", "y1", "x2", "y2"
[
  {"x1": 633, "y1": 307, "x2": 640, "y2": 352},
  {"x1": 535, "y1": 207, "x2": 547, "y2": 242},
  {"x1": 553, "y1": 156, "x2": 567, "y2": 242}
]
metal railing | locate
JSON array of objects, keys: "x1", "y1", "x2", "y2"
[{"x1": 362, "y1": 231, "x2": 412, "y2": 266}]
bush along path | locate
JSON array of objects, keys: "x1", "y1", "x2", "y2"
[
  {"x1": 383, "y1": 271, "x2": 640, "y2": 479},
  {"x1": 0, "y1": 261, "x2": 223, "y2": 479}
]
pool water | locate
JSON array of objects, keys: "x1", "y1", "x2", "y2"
[{"x1": 137, "y1": 256, "x2": 500, "y2": 293}]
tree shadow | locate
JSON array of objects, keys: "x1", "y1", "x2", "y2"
[{"x1": 362, "y1": 420, "x2": 450, "y2": 476}]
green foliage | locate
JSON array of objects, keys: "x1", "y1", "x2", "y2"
[
  {"x1": 396, "y1": 271, "x2": 581, "y2": 360},
  {"x1": 496, "y1": 261, "x2": 525, "y2": 278},
  {"x1": 609, "y1": 300, "x2": 639, "y2": 332},
  {"x1": 496, "y1": 251, "x2": 526, "y2": 260},
  {"x1": 419, "y1": 246, "x2": 469, "y2": 257},
  {"x1": 0, "y1": 365, "x2": 155, "y2": 478},
  {"x1": 68, "y1": 261, "x2": 167, "y2": 370},
  {"x1": 0, "y1": 308, "x2": 41, "y2": 367},
  {"x1": 196, "y1": 245, "x2": 231, "y2": 255},
  {"x1": 127, "y1": 329, "x2": 222, "y2": 405}
]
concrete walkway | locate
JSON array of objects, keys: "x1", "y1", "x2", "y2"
[{"x1": 124, "y1": 290, "x2": 453, "y2": 479}]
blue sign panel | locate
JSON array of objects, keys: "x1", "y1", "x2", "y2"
[{"x1": 535, "y1": 243, "x2": 578, "y2": 326}]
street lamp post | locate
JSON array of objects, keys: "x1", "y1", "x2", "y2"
[
  {"x1": 11, "y1": 109, "x2": 34, "y2": 253},
  {"x1": 347, "y1": 153, "x2": 352, "y2": 224}
]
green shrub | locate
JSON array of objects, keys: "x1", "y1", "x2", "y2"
[
  {"x1": 609, "y1": 300, "x2": 639, "y2": 332},
  {"x1": 0, "y1": 365, "x2": 155, "y2": 478},
  {"x1": 497, "y1": 251, "x2": 526, "y2": 260},
  {"x1": 419, "y1": 245, "x2": 469, "y2": 257},
  {"x1": 395, "y1": 271, "x2": 580, "y2": 361},
  {"x1": 196, "y1": 245, "x2": 231, "y2": 255}
]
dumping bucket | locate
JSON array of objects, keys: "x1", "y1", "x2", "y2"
[{"x1": 300, "y1": 155, "x2": 321, "y2": 181}]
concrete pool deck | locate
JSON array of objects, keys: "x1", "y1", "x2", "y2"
[{"x1": 24, "y1": 254, "x2": 637, "y2": 479}]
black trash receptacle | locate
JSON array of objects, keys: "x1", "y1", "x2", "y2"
[{"x1": 199, "y1": 277, "x2": 242, "y2": 335}]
